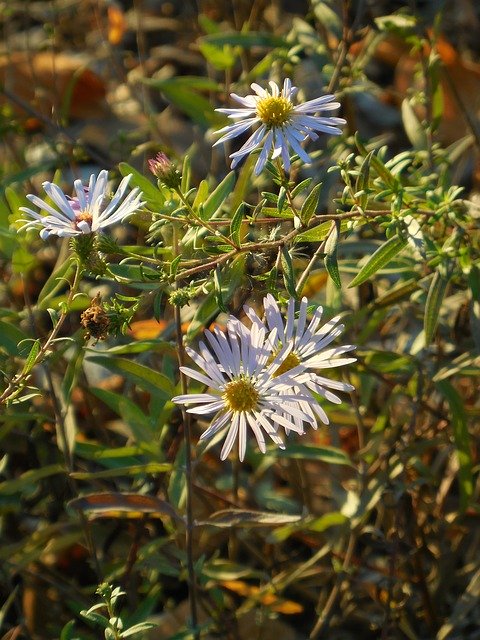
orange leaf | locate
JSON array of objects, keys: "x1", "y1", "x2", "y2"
[
  {"x1": 108, "y1": 5, "x2": 127, "y2": 45},
  {"x1": 129, "y1": 318, "x2": 168, "y2": 340}
]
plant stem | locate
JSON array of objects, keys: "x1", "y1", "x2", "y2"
[
  {"x1": 174, "y1": 187, "x2": 239, "y2": 249},
  {"x1": 172, "y1": 223, "x2": 199, "y2": 638},
  {"x1": 0, "y1": 260, "x2": 84, "y2": 405}
]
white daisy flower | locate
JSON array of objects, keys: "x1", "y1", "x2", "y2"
[
  {"x1": 172, "y1": 314, "x2": 319, "y2": 461},
  {"x1": 245, "y1": 294, "x2": 356, "y2": 429},
  {"x1": 214, "y1": 78, "x2": 346, "y2": 175},
  {"x1": 19, "y1": 170, "x2": 144, "y2": 239}
]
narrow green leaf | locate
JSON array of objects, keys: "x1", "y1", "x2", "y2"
[
  {"x1": 21, "y1": 339, "x2": 41, "y2": 376},
  {"x1": 198, "y1": 41, "x2": 236, "y2": 70},
  {"x1": 202, "y1": 171, "x2": 236, "y2": 219},
  {"x1": 71, "y1": 463, "x2": 171, "y2": 480},
  {"x1": 355, "y1": 151, "x2": 373, "y2": 209},
  {"x1": 468, "y1": 266, "x2": 480, "y2": 352},
  {"x1": 281, "y1": 246, "x2": 297, "y2": 298},
  {"x1": 120, "y1": 623, "x2": 157, "y2": 638},
  {"x1": 229, "y1": 203, "x2": 244, "y2": 246},
  {"x1": 213, "y1": 266, "x2": 227, "y2": 313},
  {"x1": 373, "y1": 277, "x2": 420, "y2": 308},
  {"x1": 192, "y1": 179, "x2": 209, "y2": 210},
  {"x1": 291, "y1": 178, "x2": 313, "y2": 198},
  {"x1": 87, "y1": 356, "x2": 174, "y2": 398},
  {"x1": 0, "y1": 464, "x2": 65, "y2": 495},
  {"x1": 401, "y1": 98, "x2": 427, "y2": 149},
  {"x1": 424, "y1": 269, "x2": 450, "y2": 346},
  {"x1": 276, "y1": 444, "x2": 352, "y2": 465},
  {"x1": 118, "y1": 162, "x2": 165, "y2": 209},
  {"x1": 200, "y1": 31, "x2": 286, "y2": 48},
  {"x1": 0, "y1": 320, "x2": 28, "y2": 356},
  {"x1": 324, "y1": 221, "x2": 341, "y2": 289},
  {"x1": 436, "y1": 380, "x2": 473, "y2": 511},
  {"x1": 37, "y1": 257, "x2": 75, "y2": 306},
  {"x1": 277, "y1": 186, "x2": 287, "y2": 214},
  {"x1": 348, "y1": 234, "x2": 408, "y2": 288},
  {"x1": 300, "y1": 183, "x2": 322, "y2": 225},
  {"x1": 186, "y1": 291, "x2": 219, "y2": 341},
  {"x1": 181, "y1": 156, "x2": 191, "y2": 193},
  {"x1": 296, "y1": 219, "x2": 351, "y2": 242},
  {"x1": 199, "y1": 509, "x2": 302, "y2": 528}
]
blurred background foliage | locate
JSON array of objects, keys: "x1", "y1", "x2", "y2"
[{"x1": 0, "y1": 0, "x2": 480, "y2": 638}]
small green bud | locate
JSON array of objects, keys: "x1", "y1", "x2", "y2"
[{"x1": 169, "y1": 287, "x2": 194, "y2": 307}]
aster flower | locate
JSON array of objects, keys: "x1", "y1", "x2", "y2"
[
  {"x1": 172, "y1": 314, "x2": 319, "y2": 461},
  {"x1": 19, "y1": 170, "x2": 144, "y2": 239},
  {"x1": 245, "y1": 294, "x2": 356, "y2": 429},
  {"x1": 214, "y1": 78, "x2": 346, "y2": 175}
]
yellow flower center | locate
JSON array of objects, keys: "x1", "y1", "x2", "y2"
[
  {"x1": 75, "y1": 211, "x2": 93, "y2": 224},
  {"x1": 271, "y1": 351, "x2": 301, "y2": 377},
  {"x1": 223, "y1": 377, "x2": 259, "y2": 412},
  {"x1": 256, "y1": 96, "x2": 293, "y2": 128}
]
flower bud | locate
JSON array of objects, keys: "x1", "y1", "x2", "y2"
[{"x1": 148, "y1": 152, "x2": 182, "y2": 189}]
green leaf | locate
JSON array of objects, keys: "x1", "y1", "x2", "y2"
[
  {"x1": 436, "y1": 380, "x2": 473, "y2": 511},
  {"x1": 142, "y1": 79, "x2": 221, "y2": 128},
  {"x1": 199, "y1": 31, "x2": 286, "y2": 48},
  {"x1": 0, "y1": 464, "x2": 65, "y2": 495},
  {"x1": 120, "y1": 623, "x2": 157, "y2": 638},
  {"x1": 37, "y1": 257, "x2": 75, "y2": 307},
  {"x1": 348, "y1": 234, "x2": 408, "y2": 287},
  {"x1": 229, "y1": 203, "x2": 244, "y2": 246},
  {"x1": 468, "y1": 266, "x2": 480, "y2": 351},
  {"x1": 424, "y1": 269, "x2": 450, "y2": 346},
  {"x1": 401, "y1": 98, "x2": 427, "y2": 149},
  {"x1": 296, "y1": 219, "x2": 351, "y2": 242},
  {"x1": 20, "y1": 339, "x2": 40, "y2": 376},
  {"x1": 202, "y1": 171, "x2": 236, "y2": 220},
  {"x1": 186, "y1": 291, "x2": 219, "y2": 341},
  {"x1": 355, "y1": 151, "x2": 373, "y2": 210},
  {"x1": 192, "y1": 179, "x2": 209, "y2": 210},
  {"x1": 118, "y1": 162, "x2": 165, "y2": 209},
  {"x1": 0, "y1": 320, "x2": 29, "y2": 356},
  {"x1": 198, "y1": 41, "x2": 236, "y2": 70},
  {"x1": 276, "y1": 444, "x2": 352, "y2": 466},
  {"x1": 199, "y1": 509, "x2": 302, "y2": 528},
  {"x1": 324, "y1": 221, "x2": 341, "y2": 289},
  {"x1": 281, "y1": 246, "x2": 297, "y2": 298},
  {"x1": 71, "y1": 463, "x2": 171, "y2": 480},
  {"x1": 87, "y1": 356, "x2": 174, "y2": 398},
  {"x1": 300, "y1": 183, "x2": 322, "y2": 225}
]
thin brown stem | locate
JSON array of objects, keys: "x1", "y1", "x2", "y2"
[
  {"x1": 0, "y1": 261, "x2": 83, "y2": 405},
  {"x1": 172, "y1": 223, "x2": 199, "y2": 639}
]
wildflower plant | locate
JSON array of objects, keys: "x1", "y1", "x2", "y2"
[{"x1": 2, "y1": 7, "x2": 479, "y2": 638}]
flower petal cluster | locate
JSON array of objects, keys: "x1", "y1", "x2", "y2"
[
  {"x1": 173, "y1": 296, "x2": 355, "y2": 461},
  {"x1": 214, "y1": 79, "x2": 346, "y2": 175},
  {"x1": 19, "y1": 170, "x2": 144, "y2": 239},
  {"x1": 246, "y1": 294, "x2": 356, "y2": 430}
]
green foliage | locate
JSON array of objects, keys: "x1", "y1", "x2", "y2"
[{"x1": 1, "y1": 2, "x2": 479, "y2": 639}]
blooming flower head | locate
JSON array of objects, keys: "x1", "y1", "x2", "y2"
[
  {"x1": 245, "y1": 294, "x2": 356, "y2": 428},
  {"x1": 214, "y1": 79, "x2": 346, "y2": 175},
  {"x1": 172, "y1": 314, "x2": 319, "y2": 461},
  {"x1": 19, "y1": 170, "x2": 144, "y2": 239}
]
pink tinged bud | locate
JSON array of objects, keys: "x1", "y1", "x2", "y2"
[{"x1": 148, "y1": 152, "x2": 182, "y2": 188}]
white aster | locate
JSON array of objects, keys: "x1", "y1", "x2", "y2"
[
  {"x1": 172, "y1": 314, "x2": 318, "y2": 461},
  {"x1": 19, "y1": 170, "x2": 144, "y2": 239},
  {"x1": 214, "y1": 78, "x2": 346, "y2": 175},
  {"x1": 245, "y1": 294, "x2": 356, "y2": 429}
]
